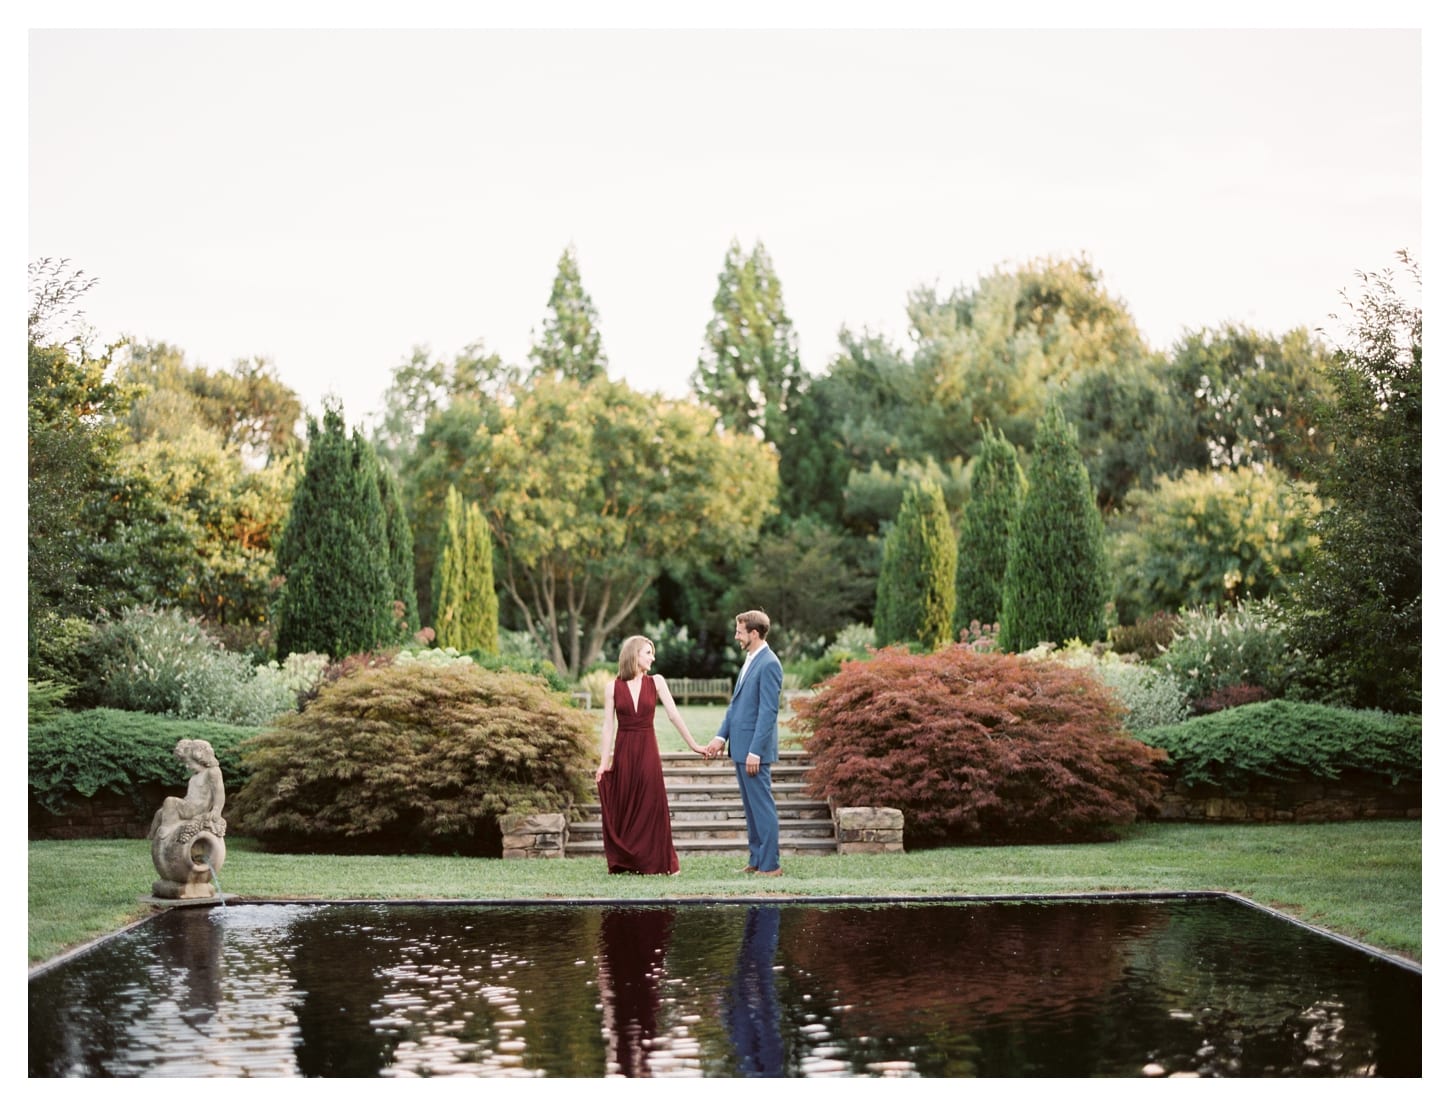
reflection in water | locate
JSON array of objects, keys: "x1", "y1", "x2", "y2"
[
  {"x1": 597, "y1": 908, "x2": 674, "y2": 1076},
  {"x1": 30, "y1": 898, "x2": 1421, "y2": 1077},
  {"x1": 725, "y1": 907, "x2": 784, "y2": 1076}
]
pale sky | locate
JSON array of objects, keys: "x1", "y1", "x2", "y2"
[{"x1": 25, "y1": 12, "x2": 1426, "y2": 430}]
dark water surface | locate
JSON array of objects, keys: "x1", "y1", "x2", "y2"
[{"x1": 29, "y1": 897, "x2": 1420, "y2": 1077}]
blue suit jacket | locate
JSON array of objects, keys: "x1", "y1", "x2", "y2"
[{"x1": 717, "y1": 645, "x2": 783, "y2": 763}]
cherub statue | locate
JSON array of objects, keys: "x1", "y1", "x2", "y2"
[{"x1": 149, "y1": 738, "x2": 228, "y2": 900}]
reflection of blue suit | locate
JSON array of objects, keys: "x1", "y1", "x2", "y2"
[
  {"x1": 726, "y1": 907, "x2": 783, "y2": 1076},
  {"x1": 716, "y1": 645, "x2": 783, "y2": 872}
]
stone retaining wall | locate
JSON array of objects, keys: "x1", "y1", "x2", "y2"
[
  {"x1": 29, "y1": 785, "x2": 173, "y2": 839},
  {"x1": 1155, "y1": 770, "x2": 1419, "y2": 823}
]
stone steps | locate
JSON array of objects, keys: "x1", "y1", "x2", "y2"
[{"x1": 564, "y1": 748, "x2": 836, "y2": 858}]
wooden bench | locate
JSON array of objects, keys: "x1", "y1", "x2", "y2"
[{"x1": 668, "y1": 677, "x2": 734, "y2": 704}]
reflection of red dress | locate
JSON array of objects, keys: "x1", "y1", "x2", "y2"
[{"x1": 598, "y1": 677, "x2": 679, "y2": 875}]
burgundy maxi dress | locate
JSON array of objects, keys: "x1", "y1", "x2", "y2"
[{"x1": 598, "y1": 676, "x2": 680, "y2": 875}]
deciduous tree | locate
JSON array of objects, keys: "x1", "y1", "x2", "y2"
[
  {"x1": 1286, "y1": 253, "x2": 1421, "y2": 712},
  {"x1": 462, "y1": 377, "x2": 777, "y2": 676}
]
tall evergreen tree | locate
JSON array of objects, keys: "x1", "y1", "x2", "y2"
[
  {"x1": 432, "y1": 485, "x2": 499, "y2": 654},
  {"x1": 528, "y1": 245, "x2": 608, "y2": 385},
  {"x1": 955, "y1": 426, "x2": 1026, "y2": 632},
  {"x1": 692, "y1": 238, "x2": 805, "y2": 449},
  {"x1": 377, "y1": 460, "x2": 419, "y2": 636},
  {"x1": 873, "y1": 481, "x2": 957, "y2": 650},
  {"x1": 999, "y1": 403, "x2": 1109, "y2": 653},
  {"x1": 274, "y1": 404, "x2": 395, "y2": 658}
]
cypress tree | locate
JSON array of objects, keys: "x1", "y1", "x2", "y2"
[
  {"x1": 873, "y1": 481, "x2": 957, "y2": 649},
  {"x1": 274, "y1": 405, "x2": 396, "y2": 658},
  {"x1": 377, "y1": 460, "x2": 419, "y2": 638},
  {"x1": 955, "y1": 425, "x2": 1027, "y2": 632},
  {"x1": 999, "y1": 403, "x2": 1109, "y2": 653},
  {"x1": 433, "y1": 485, "x2": 499, "y2": 654}
]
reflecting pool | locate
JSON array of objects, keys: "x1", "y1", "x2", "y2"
[{"x1": 29, "y1": 897, "x2": 1420, "y2": 1077}]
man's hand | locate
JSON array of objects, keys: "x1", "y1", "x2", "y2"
[
  {"x1": 705, "y1": 737, "x2": 726, "y2": 760},
  {"x1": 745, "y1": 752, "x2": 761, "y2": 775}
]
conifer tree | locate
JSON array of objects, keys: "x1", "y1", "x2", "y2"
[
  {"x1": 432, "y1": 485, "x2": 499, "y2": 654},
  {"x1": 274, "y1": 404, "x2": 396, "y2": 657},
  {"x1": 377, "y1": 460, "x2": 419, "y2": 637},
  {"x1": 528, "y1": 245, "x2": 608, "y2": 384},
  {"x1": 873, "y1": 481, "x2": 957, "y2": 649},
  {"x1": 999, "y1": 403, "x2": 1109, "y2": 653},
  {"x1": 955, "y1": 425, "x2": 1026, "y2": 632},
  {"x1": 692, "y1": 238, "x2": 805, "y2": 448}
]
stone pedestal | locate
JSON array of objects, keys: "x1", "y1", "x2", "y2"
[
  {"x1": 832, "y1": 804, "x2": 905, "y2": 854},
  {"x1": 499, "y1": 812, "x2": 568, "y2": 859}
]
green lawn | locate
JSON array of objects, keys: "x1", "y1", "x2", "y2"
[{"x1": 29, "y1": 820, "x2": 1420, "y2": 967}]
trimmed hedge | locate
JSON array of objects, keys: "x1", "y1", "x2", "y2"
[
  {"x1": 29, "y1": 709, "x2": 259, "y2": 816},
  {"x1": 1140, "y1": 699, "x2": 1421, "y2": 790}
]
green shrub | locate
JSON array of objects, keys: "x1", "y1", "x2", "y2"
[
  {"x1": 1140, "y1": 699, "x2": 1421, "y2": 790},
  {"x1": 230, "y1": 662, "x2": 595, "y2": 854},
  {"x1": 28, "y1": 679, "x2": 73, "y2": 725},
  {"x1": 83, "y1": 605, "x2": 297, "y2": 725},
  {"x1": 29, "y1": 613, "x2": 95, "y2": 689},
  {"x1": 1046, "y1": 642, "x2": 1189, "y2": 734},
  {"x1": 1154, "y1": 599, "x2": 1305, "y2": 704},
  {"x1": 793, "y1": 646, "x2": 1166, "y2": 843},
  {"x1": 28, "y1": 709, "x2": 259, "y2": 816}
]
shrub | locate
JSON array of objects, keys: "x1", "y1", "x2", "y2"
[
  {"x1": 577, "y1": 667, "x2": 613, "y2": 706},
  {"x1": 1140, "y1": 699, "x2": 1421, "y2": 790},
  {"x1": 793, "y1": 646, "x2": 1166, "y2": 843},
  {"x1": 29, "y1": 708, "x2": 258, "y2": 816},
  {"x1": 82, "y1": 605, "x2": 297, "y2": 726},
  {"x1": 1046, "y1": 642, "x2": 1189, "y2": 734},
  {"x1": 1155, "y1": 599, "x2": 1305, "y2": 703},
  {"x1": 1110, "y1": 611, "x2": 1181, "y2": 659},
  {"x1": 28, "y1": 679, "x2": 73, "y2": 725},
  {"x1": 1192, "y1": 683, "x2": 1272, "y2": 716},
  {"x1": 230, "y1": 662, "x2": 595, "y2": 853},
  {"x1": 29, "y1": 613, "x2": 95, "y2": 689}
]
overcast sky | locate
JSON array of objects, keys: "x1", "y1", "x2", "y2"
[{"x1": 26, "y1": 13, "x2": 1425, "y2": 430}]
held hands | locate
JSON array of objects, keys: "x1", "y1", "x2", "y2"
[{"x1": 703, "y1": 737, "x2": 726, "y2": 760}]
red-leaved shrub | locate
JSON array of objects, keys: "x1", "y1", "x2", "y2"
[{"x1": 793, "y1": 645, "x2": 1167, "y2": 843}]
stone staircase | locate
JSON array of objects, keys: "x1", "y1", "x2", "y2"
[{"x1": 565, "y1": 749, "x2": 838, "y2": 859}]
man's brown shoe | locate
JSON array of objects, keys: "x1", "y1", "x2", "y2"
[
  {"x1": 739, "y1": 865, "x2": 758, "y2": 873},
  {"x1": 756, "y1": 868, "x2": 784, "y2": 877}
]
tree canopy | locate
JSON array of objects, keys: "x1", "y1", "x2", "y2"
[{"x1": 460, "y1": 376, "x2": 778, "y2": 676}]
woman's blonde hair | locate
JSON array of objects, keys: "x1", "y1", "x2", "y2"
[{"x1": 616, "y1": 635, "x2": 654, "y2": 680}]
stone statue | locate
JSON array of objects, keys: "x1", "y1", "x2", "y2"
[{"x1": 148, "y1": 738, "x2": 228, "y2": 900}]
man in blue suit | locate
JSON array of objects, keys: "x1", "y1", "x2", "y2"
[{"x1": 705, "y1": 610, "x2": 784, "y2": 877}]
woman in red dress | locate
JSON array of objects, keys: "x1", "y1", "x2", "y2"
[{"x1": 596, "y1": 635, "x2": 707, "y2": 875}]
